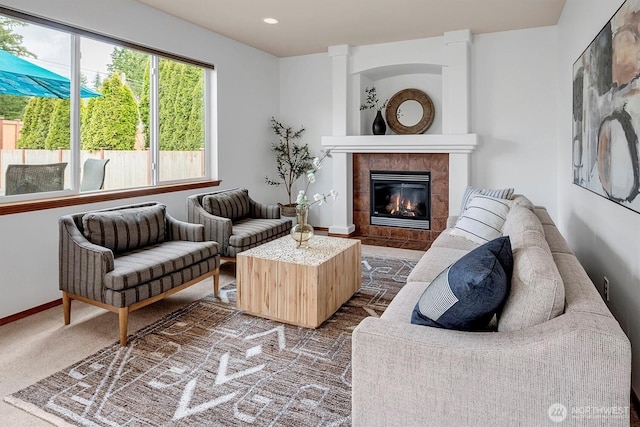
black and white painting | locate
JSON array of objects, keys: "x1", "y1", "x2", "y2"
[{"x1": 573, "y1": 0, "x2": 640, "y2": 213}]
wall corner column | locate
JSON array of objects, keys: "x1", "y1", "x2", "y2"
[
  {"x1": 328, "y1": 44, "x2": 355, "y2": 235},
  {"x1": 444, "y1": 30, "x2": 473, "y2": 214}
]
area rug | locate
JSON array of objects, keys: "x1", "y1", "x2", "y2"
[{"x1": 5, "y1": 255, "x2": 417, "y2": 426}]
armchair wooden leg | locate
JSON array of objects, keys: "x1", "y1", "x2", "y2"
[
  {"x1": 62, "y1": 292, "x2": 71, "y2": 325},
  {"x1": 213, "y1": 268, "x2": 220, "y2": 298},
  {"x1": 118, "y1": 307, "x2": 129, "y2": 346}
]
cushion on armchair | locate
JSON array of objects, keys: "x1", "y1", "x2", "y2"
[
  {"x1": 82, "y1": 204, "x2": 166, "y2": 253},
  {"x1": 202, "y1": 189, "x2": 250, "y2": 221},
  {"x1": 104, "y1": 240, "x2": 219, "y2": 290}
]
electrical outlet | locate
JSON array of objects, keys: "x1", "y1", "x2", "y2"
[{"x1": 603, "y1": 277, "x2": 610, "y2": 302}]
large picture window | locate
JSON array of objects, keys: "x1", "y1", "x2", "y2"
[{"x1": 0, "y1": 10, "x2": 213, "y2": 200}]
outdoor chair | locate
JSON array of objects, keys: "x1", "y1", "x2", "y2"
[
  {"x1": 5, "y1": 162, "x2": 67, "y2": 195},
  {"x1": 80, "y1": 158, "x2": 110, "y2": 191},
  {"x1": 187, "y1": 188, "x2": 293, "y2": 258},
  {"x1": 59, "y1": 202, "x2": 221, "y2": 346}
]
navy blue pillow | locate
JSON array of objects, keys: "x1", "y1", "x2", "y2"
[{"x1": 411, "y1": 236, "x2": 513, "y2": 330}]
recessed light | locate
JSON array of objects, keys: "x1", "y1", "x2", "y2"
[{"x1": 263, "y1": 18, "x2": 279, "y2": 24}]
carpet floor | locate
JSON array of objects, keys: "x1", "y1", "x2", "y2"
[{"x1": 4, "y1": 254, "x2": 417, "y2": 426}]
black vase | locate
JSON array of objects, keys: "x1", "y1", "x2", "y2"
[{"x1": 372, "y1": 110, "x2": 386, "y2": 135}]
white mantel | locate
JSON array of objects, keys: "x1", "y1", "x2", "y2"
[
  {"x1": 322, "y1": 134, "x2": 478, "y2": 153},
  {"x1": 323, "y1": 30, "x2": 475, "y2": 235},
  {"x1": 321, "y1": 134, "x2": 478, "y2": 235}
]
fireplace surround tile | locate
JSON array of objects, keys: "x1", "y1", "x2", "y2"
[
  {"x1": 353, "y1": 153, "x2": 449, "y2": 248},
  {"x1": 390, "y1": 153, "x2": 410, "y2": 170},
  {"x1": 409, "y1": 156, "x2": 431, "y2": 171},
  {"x1": 369, "y1": 154, "x2": 391, "y2": 170}
]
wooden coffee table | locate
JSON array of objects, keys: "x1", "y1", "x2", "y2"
[{"x1": 236, "y1": 235, "x2": 361, "y2": 328}]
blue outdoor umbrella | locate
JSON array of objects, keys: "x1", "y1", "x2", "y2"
[{"x1": 0, "y1": 48, "x2": 101, "y2": 99}]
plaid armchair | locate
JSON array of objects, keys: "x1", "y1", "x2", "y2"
[
  {"x1": 187, "y1": 188, "x2": 292, "y2": 257},
  {"x1": 59, "y1": 202, "x2": 220, "y2": 346}
]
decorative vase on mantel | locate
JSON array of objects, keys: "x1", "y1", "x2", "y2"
[
  {"x1": 372, "y1": 110, "x2": 386, "y2": 135},
  {"x1": 290, "y1": 204, "x2": 314, "y2": 248}
]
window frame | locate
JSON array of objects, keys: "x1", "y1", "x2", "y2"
[{"x1": 0, "y1": 6, "x2": 218, "y2": 213}]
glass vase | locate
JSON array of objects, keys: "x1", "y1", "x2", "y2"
[{"x1": 290, "y1": 204, "x2": 314, "y2": 248}]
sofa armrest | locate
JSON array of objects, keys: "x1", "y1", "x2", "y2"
[
  {"x1": 187, "y1": 196, "x2": 233, "y2": 247},
  {"x1": 352, "y1": 313, "x2": 631, "y2": 427},
  {"x1": 249, "y1": 198, "x2": 280, "y2": 219},
  {"x1": 59, "y1": 216, "x2": 114, "y2": 298},
  {"x1": 446, "y1": 215, "x2": 458, "y2": 228},
  {"x1": 166, "y1": 212, "x2": 206, "y2": 242}
]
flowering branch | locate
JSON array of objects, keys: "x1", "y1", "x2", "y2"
[{"x1": 295, "y1": 148, "x2": 338, "y2": 207}]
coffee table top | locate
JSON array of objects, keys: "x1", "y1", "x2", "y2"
[{"x1": 238, "y1": 235, "x2": 360, "y2": 266}]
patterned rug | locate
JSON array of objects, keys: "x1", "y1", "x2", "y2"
[{"x1": 5, "y1": 255, "x2": 417, "y2": 426}]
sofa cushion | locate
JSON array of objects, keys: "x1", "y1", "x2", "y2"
[
  {"x1": 430, "y1": 230, "x2": 480, "y2": 251},
  {"x1": 534, "y1": 207, "x2": 555, "y2": 225},
  {"x1": 542, "y1": 224, "x2": 573, "y2": 254},
  {"x1": 406, "y1": 246, "x2": 470, "y2": 284},
  {"x1": 451, "y1": 195, "x2": 512, "y2": 244},
  {"x1": 82, "y1": 204, "x2": 166, "y2": 254},
  {"x1": 411, "y1": 236, "x2": 513, "y2": 330},
  {"x1": 497, "y1": 245, "x2": 565, "y2": 331},
  {"x1": 203, "y1": 189, "x2": 250, "y2": 221},
  {"x1": 228, "y1": 217, "x2": 292, "y2": 252},
  {"x1": 459, "y1": 185, "x2": 514, "y2": 216},
  {"x1": 381, "y1": 281, "x2": 430, "y2": 323},
  {"x1": 104, "y1": 240, "x2": 219, "y2": 290},
  {"x1": 508, "y1": 228, "x2": 551, "y2": 253},
  {"x1": 502, "y1": 204, "x2": 544, "y2": 237},
  {"x1": 510, "y1": 194, "x2": 535, "y2": 210}
]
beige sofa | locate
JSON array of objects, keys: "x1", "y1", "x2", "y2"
[{"x1": 352, "y1": 196, "x2": 631, "y2": 426}]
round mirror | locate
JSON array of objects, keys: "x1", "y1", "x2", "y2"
[
  {"x1": 385, "y1": 88, "x2": 435, "y2": 135},
  {"x1": 397, "y1": 100, "x2": 424, "y2": 127}
]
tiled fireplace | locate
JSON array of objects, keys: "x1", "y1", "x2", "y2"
[{"x1": 353, "y1": 153, "x2": 449, "y2": 249}]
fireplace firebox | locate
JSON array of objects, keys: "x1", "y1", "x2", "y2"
[{"x1": 370, "y1": 171, "x2": 430, "y2": 229}]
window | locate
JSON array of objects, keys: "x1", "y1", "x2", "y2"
[
  {"x1": 0, "y1": 9, "x2": 213, "y2": 201},
  {"x1": 158, "y1": 58, "x2": 206, "y2": 182},
  {"x1": 79, "y1": 38, "x2": 152, "y2": 190},
  {"x1": 0, "y1": 18, "x2": 72, "y2": 196}
]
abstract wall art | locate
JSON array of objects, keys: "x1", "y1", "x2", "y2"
[{"x1": 573, "y1": 0, "x2": 640, "y2": 213}]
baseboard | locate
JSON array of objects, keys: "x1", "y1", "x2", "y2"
[{"x1": 0, "y1": 299, "x2": 62, "y2": 326}]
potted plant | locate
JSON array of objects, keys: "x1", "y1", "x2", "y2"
[
  {"x1": 265, "y1": 117, "x2": 313, "y2": 217},
  {"x1": 360, "y1": 86, "x2": 388, "y2": 135}
]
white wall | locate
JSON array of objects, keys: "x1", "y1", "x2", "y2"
[
  {"x1": 0, "y1": 0, "x2": 280, "y2": 318},
  {"x1": 279, "y1": 53, "x2": 333, "y2": 227},
  {"x1": 473, "y1": 27, "x2": 559, "y2": 218},
  {"x1": 557, "y1": 0, "x2": 640, "y2": 395}
]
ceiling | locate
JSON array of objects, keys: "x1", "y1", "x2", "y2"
[{"x1": 135, "y1": 0, "x2": 567, "y2": 58}]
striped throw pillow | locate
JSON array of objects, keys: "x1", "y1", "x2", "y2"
[
  {"x1": 459, "y1": 186, "x2": 514, "y2": 217},
  {"x1": 82, "y1": 204, "x2": 166, "y2": 253},
  {"x1": 451, "y1": 195, "x2": 512, "y2": 244},
  {"x1": 203, "y1": 189, "x2": 250, "y2": 221}
]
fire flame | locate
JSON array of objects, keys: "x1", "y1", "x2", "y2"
[{"x1": 388, "y1": 193, "x2": 417, "y2": 217}]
